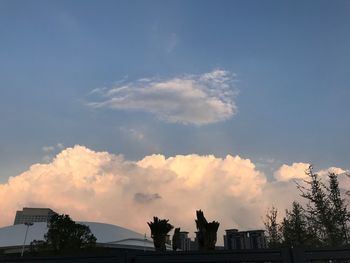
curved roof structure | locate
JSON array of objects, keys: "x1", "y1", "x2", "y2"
[{"x1": 0, "y1": 221, "x2": 156, "y2": 250}]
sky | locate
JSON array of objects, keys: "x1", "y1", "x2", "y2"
[{"x1": 0, "y1": 0, "x2": 349, "y2": 239}]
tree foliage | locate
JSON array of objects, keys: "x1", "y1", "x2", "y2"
[
  {"x1": 265, "y1": 165, "x2": 349, "y2": 248},
  {"x1": 147, "y1": 216, "x2": 174, "y2": 252},
  {"x1": 298, "y1": 166, "x2": 349, "y2": 246},
  {"x1": 281, "y1": 201, "x2": 314, "y2": 247},
  {"x1": 31, "y1": 214, "x2": 96, "y2": 254},
  {"x1": 328, "y1": 172, "x2": 349, "y2": 245},
  {"x1": 195, "y1": 210, "x2": 220, "y2": 251},
  {"x1": 264, "y1": 206, "x2": 281, "y2": 248},
  {"x1": 297, "y1": 165, "x2": 335, "y2": 245},
  {"x1": 172, "y1": 228, "x2": 181, "y2": 251}
]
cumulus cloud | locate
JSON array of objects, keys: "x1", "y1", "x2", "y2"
[
  {"x1": 0, "y1": 146, "x2": 347, "y2": 244},
  {"x1": 88, "y1": 70, "x2": 237, "y2": 125},
  {"x1": 0, "y1": 145, "x2": 267, "y2": 240},
  {"x1": 274, "y1": 162, "x2": 349, "y2": 183},
  {"x1": 317, "y1": 167, "x2": 348, "y2": 177},
  {"x1": 274, "y1": 162, "x2": 311, "y2": 181}
]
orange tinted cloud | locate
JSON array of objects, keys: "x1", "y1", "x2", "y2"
[{"x1": 0, "y1": 146, "x2": 347, "y2": 242}]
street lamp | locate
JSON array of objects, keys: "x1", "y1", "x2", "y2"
[{"x1": 21, "y1": 222, "x2": 33, "y2": 257}]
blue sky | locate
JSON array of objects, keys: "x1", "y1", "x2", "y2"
[{"x1": 0, "y1": 0, "x2": 349, "y2": 181}]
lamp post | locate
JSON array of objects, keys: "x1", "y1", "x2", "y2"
[{"x1": 21, "y1": 222, "x2": 33, "y2": 257}]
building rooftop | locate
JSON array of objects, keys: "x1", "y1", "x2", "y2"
[{"x1": 0, "y1": 221, "x2": 157, "y2": 250}]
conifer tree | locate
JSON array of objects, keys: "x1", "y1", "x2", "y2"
[
  {"x1": 298, "y1": 166, "x2": 349, "y2": 246},
  {"x1": 297, "y1": 165, "x2": 334, "y2": 245},
  {"x1": 328, "y1": 172, "x2": 349, "y2": 245},
  {"x1": 281, "y1": 201, "x2": 312, "y2": 247},
  {"x1": 264, "y1": 206, "x2": 281, "y2": 248}
]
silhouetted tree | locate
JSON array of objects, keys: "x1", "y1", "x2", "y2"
[
  {"x1": 29, "y1": 240, "x2": 50, "y2": 254},
  {"x1": 328, "y1": 172, "x2": 349, "y2": 245},
  {"x1": 31, "y1": 214, "x2": 96, "y2": 254},
  {"x1": 195, "y1": 210, "x2": 220, "y2": 251},
  {"x1": 172, "y1": 228, "x2": 181, "y2": 251},
  {"x1": 264, "y1": 206, "x2": 281, "y2": 248},
  {"x1": 297, "y1": 165, "x2": 350, "y2": 247},
  {"x1": 297, "y1": 165, "x2": 350, "y2": 246},
  {"x1": 147, "y1": 217, "x2": 173, "y2": 252},
  {"x1": 297, "y1": 165, "x2": 332, "y2": 245},
  {"x1": 281, "y1": 202, "x2": 314, "y2": 247},
  {"x1": 263, "y1": 166, "x2": 349, "y2": 248}
]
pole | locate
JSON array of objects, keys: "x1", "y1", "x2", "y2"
[{"x1": 21, "y1": 222, "x2": 33, "y2": 257}]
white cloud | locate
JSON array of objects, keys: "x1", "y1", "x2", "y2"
[
  {"x1": 272, "y1": 163, "x2": 350, "y2": 217},
  {"x1": 0, "y1": 145, "x2": 268, "y2": 242},
  {"x1": 317, "y1": 166, "x2": 348, "y2": 177},
  {"x1": 274, "y1": 163, "x2": 349, "y2": 183},
  {"x1": 1, "y1": 146, "x2": 347, "y2": 244},
  {"x1": 88, "y1": 70, "x2": 237, "y2": 125},
  {"x1": 316, "y1": 167, "x2": 350, "y2": 194},
  {"x1": 274, "y1": 162, "x2": 311, "y2": 181}
]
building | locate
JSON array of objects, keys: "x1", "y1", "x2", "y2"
[
  {"x1": 166, "y1": 234, "x2": 171, "y2": 245},
  {"x1": 13, "y1": 208, "x2": 57, "y2": 225},
  {"x1": 178, "y1": 231, "x2": 191, "y2": 251},
  {"x1": 0, "y1": 208, "x2": 171, "y2": 254},
  {"x1": 224, "y1": 229, "x2": 266, "y2": 249},
  {"x1": 0, "y1": 221, "x2": 161, "y2": 254}
]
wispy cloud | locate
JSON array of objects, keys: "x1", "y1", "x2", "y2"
[
  {"x1": 42, "y1": 146, "x2": 55, "y2": 152},
  {"x1": 41, "y1": 143, "x2": 65, "y2": 162},
  {"x1": 119, "y1": 127, "x2": 145, "y2": 141},
  {"x1": 88, "y1": 70, "x2": 237, "y2": 125},
  {"x1": 166, "y1": 33, "x2": 178, "y2": 53}
]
